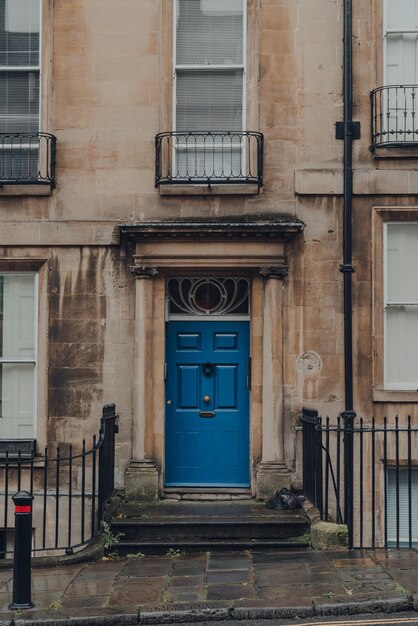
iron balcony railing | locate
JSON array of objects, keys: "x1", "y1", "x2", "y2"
[
  {"x1": 155, "y1": 131, "x2": 264, "y2": 187},
  {"x1": 370, "y1": 85, "x2": 418, "y2": 149},
  {"x1": 0, "y1": 132, "x2": 56, "y2": 187}
]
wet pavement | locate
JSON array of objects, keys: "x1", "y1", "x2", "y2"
[{"x1": 1, "y1": 549, "x2": 418, "y2": 621}]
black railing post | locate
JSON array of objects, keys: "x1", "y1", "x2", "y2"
[
  {"x1": 98, "y1": 404, "x2": 117, "y2": 520},
  {"x1": 342, "y1": 409, "x2": 355, "y2": 548},
  {"x1": 9, "y1": 491, "x2": 34, "y2": 610},
  {"x1": 315, "y1": 417, "x2": 323, "y2": 517}
]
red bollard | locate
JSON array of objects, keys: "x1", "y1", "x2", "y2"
[{"x1": 9, "y1": 491, "x2": 34, "y2": 610}]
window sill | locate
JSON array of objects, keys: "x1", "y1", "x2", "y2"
[
  {"x1": 373, "y1": 389, "x2": 418, "y2": 403},
  {"x1": 372, "y1": 146, "x2": 418, "y2": 159},
  {"x1": 0, "y1": 439, "x2": 36, "y2": 459},
  {"x1": 159, "y1": 183, "x2": 260, "y2": 196},
  {"x1": 0, "y1": 184, "x2": 52, "y2": 197}
]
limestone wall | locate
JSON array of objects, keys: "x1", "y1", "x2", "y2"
[{"x1": 0, "y1": 0, "x2": 417, "y2": 484}]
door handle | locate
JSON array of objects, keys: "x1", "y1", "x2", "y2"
[{"x1": 199, "y1": 411, "x2": 215, "y2": 418}]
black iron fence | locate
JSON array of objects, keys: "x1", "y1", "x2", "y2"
[
  {"x1": 155, "y1": 131, "x2": 264, "y2": 187},
  {"x1": 370, "y1": 85, "x2": 418, "y2": 149},
  {"x1": 0, "y1": 132, "x2": 56, "y2": 186},
  {"x1": 301, "y1": 407, "x2": 418, "y2": 549},
  {"x1": 0, "y1": 404, "x2": 117, "y2": 559}
]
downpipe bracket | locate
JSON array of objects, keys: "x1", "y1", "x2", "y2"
[
  {"x1": 335, "y1": 121, "x2": 361, "y2": 140},
  {"x1": 339, "y1": 264, "x2": 355, "y2": 273}
]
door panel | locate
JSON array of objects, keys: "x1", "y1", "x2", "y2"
[{"x1": 165, "y1": 320, "x2": 250, "y2": 487}]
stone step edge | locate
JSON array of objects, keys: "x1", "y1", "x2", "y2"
[
  {"x1": 115, "y1": 538, "x2": 310, "y2": 548},
  {"x1": 111, "y1": 518, "x2": 309, "y2": 528}
]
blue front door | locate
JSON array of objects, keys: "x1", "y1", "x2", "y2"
[{"x1": 165, "y1": 321, "x2": 250, "y2": 487}]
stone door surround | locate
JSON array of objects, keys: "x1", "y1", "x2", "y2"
[{"x1": 119, "y1": 220, "x2": 304, "y2": 500}]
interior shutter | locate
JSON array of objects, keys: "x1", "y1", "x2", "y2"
[
  {"x1": 385, "y1": 0, "x2": 418, "y2": 83},
  {"x1": 385, "y1": 224, "x2": 418, "y2": 388},
  {"x1": 0, "y1": 274, "x2": 35, "y2": 440}
]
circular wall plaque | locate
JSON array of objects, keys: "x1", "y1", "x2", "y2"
[{"x1": 296, "y1": 352, "x2": 322, "y2": 373}]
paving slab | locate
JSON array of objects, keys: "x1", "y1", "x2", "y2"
[{"x1": 0, "y1": 548, "x2": 417, "y2": 623}]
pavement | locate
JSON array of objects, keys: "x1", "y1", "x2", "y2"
[{"x1": 1, "y1": 549, "x2": 418, "y2": 624}]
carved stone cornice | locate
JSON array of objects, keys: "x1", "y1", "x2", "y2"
[
  {"x1": 259, "y1": 265, "x2": 289, "y2": 280},
  {"x1": 130, "y1": 265, "x2": 158, "y2": 279},
  {"x1": 120, "y1": 220, "x2": 305, "y2": 243}
]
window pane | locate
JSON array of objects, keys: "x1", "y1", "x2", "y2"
[
  {"x1": 0, "y1": 70, "x2": 39, "y2": 133},
  {"x1": 386, "y1": 306, "x2": 418, "y2": 386},
  {"x1": 176, "y1": 69, "x2": 243, "y2": 131},
  {"x1": 386, "y1": 34, "x2": 418, "y2": 84},
  {"x1": 0, "y1": 274, "x2": 35, "y2": 359},
  {"x1": 0, "y1": 0, "x2": 39, "y2": 67},
  {"x1": 386, "y1": 0, "x2": 418, "y2": 32},
  {"x1": 387, "y1": 224, "x2": 418, "y2": 302},
  {"x1": 177, "y1": 0, "x2": 244, "y2": 65},
  {"x1": 387, "y1": 468, "x2": 418, "y2": 546},
  {"x1": 0, "y1": 362, "x2": 35, "y2": 439},
  {"x1": 175, "y1": 144, "x2": 243, "y2": 178},
  {"x1": 0, "y1": 145, "x2": 39, "y2": 180}
]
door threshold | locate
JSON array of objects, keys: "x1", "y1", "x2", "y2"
[{"x1": 163, "y1": 487, "x2": 253, "y2": 501}]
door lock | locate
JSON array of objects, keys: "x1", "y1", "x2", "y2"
[{"x1": 203, "y1": 395, "x2": 210, "y2": 403}]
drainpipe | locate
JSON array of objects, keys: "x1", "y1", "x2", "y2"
[{"x1": 339, "y1": 0, "x2": 356, "y2": 549}]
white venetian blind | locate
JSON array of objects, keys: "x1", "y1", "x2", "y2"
[
  {"x1": 176, "y1": 70, "x2": 243, "y2": 132},
  {"x1": 385, "y1": 0, "x2": 418, "y2": 83},
  {"x1": 385, "y1": 223, "x2": 418, "y2": 389},
  {"x1": 0, "y1": 0, "x2": 40, "y2": 135},
  {"x1": 175, "y1": 0, "x2": 244, "y2": 132},
  {"x1": 387, "y1": 468, "x2": 418, "y2": 546},
  {"x1": 176, "y1": 0, "x2": 243, "y2": 65}
]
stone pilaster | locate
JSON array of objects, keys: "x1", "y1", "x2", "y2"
[
  {"x1": 125, "y1": 265, "x2": 159, "y2": 501},
  {"x1": 256, "y1": 265, "x2": 290, "y2": 499}
]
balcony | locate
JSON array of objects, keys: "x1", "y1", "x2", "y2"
[
  {"x1": 155, "y1": 131, "x2": 263, "y2": 194},
  {"x1": 371, "y1": 85, "x2": 418, "y2": 150},
  {"x1": 0, "y1": 132, "x2": 56, "y2": 189}
]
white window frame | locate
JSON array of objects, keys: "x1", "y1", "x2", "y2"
[
  {"x1": 172, "y1": 0, "x2": 247, "y2": 176},
  {"x1": 0, "y1": 271, "x2": 38, "y2": 440},
  {"x1": 383, "y1": 222, "x2": 418, "y2": 390},
  {"x1": 0, "y1": 0, "x2": 42, "y2": 137}
]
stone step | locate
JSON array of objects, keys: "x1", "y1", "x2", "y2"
[
  {"x1": 110, "y1": 500, "x2": 310, "y2": 553},
  {"x1": 112, "y1": 518, "x2": 309, "y2": 541},
  {"x1": 116, "y1": 538, "x2": 311, "y2": 555}
]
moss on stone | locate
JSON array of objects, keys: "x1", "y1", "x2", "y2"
[{"x1": 311, "y1": 521, "x2": 348, "y2": 550}]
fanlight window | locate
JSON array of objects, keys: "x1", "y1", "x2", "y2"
[{"x1": 167, "y1": 277, "x2": 250, "y2": 316}]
